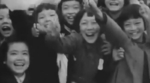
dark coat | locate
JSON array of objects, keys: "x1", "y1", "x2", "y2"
[
  {"x1": 0, "y1": 67, "x2": 30, "y2": 83},
  {"x1": 96, "y1": 13, "x2": 150, "y2": 83}
]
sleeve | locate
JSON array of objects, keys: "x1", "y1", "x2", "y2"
[
  {"x1": 96, "y1": 13, "x2": 133, "y2": 50},
  {"x1": 45, "y1": 31, "x2": 81, "y2": 54},
  {"x1": 143, "y1": 13, "x2": 150, "y2": 43},
  {"x1": 130, "y1": 0, "x2": 140, "y2": 4}
]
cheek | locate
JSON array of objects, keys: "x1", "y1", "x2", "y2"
[
  {"x1": 138, "y1": 24, "x2": 145, "y2": 32},
  {"x1": 62, "y1": 9, "x2": 68, "y2": 16},
  {"x1": 105, "y1": 0, "x2": 109, "y2": 7},
  {"x1": 6, "y1": 55, "x2": 15, "y2": 66},
  {"x1": 0, "y1": 21, "x2": 3, "y2": 26},
  {"x1": 38, "y1": 19, "x2": 44, "y2": 25},
  {"x1": 119, "y1": 0, "x2": 124, "y2": 8},
  {"x1": 25, "y1": 56, "x2": 30, "y2": 63},
  {"x1": 80, "y1": 25, "x2": 86, "y2": 32}
]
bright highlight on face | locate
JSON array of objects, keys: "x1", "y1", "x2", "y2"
[
  {"x1": 38, "y1": 9, "x2": 58, "y2": 29},
  {"x1": 6, "y1": 42, "x2": 30, "y2": 75},
  {"x1": 80, "y1": 12, "x2": 100, "y2": 43},
  {"x1": 123, "y1": 17, "x2": 145, "y2": 40},
  {"x1": 105, "y1": 0, "x2": 124, "y2": 11},
  {"x1": 0, "y1": 8, "x2": 13, "y2": 38}
]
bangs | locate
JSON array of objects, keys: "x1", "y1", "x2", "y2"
[
  {"x1": 33, "y1": 3, "x2": 57, "y2": 23},
  {"x1": 117, "y1": 4, "x2": 142, "y2": 29},
  {"x1": 0, "y1": 4, "x2": 8, "y2": 9}
]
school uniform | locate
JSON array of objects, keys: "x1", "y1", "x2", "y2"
[{"x1": 0, "y1": 67, "x2": 30, "y2": 83}]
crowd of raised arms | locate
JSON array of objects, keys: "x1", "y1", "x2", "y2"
[{"x1": 0, "y1": 0, "x2": 150, "y2": 83}]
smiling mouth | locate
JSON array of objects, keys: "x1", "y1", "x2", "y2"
[
  {"x1": 85, "y1": 32, "x2": 95, "y2": 37},
  {"x1": 14, "y1": 62, "x2": 25, "y2": 67},
  {"x1": 67, "y1": 16, "x2": 74, "y2": 21},
  {"x1": 109, "y1": 3, "x2": 119, "y2": 6}
]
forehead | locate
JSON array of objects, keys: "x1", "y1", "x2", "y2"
[
  {"x1": 8, "y1": 43, "x2": 28, "y2": 51},
  {"x1": 125, "y1": 17, "x2": 143, "y2": 23},
  {"x1": 62, "y1": 0, "x2": 80, "y2": 6},
  {"x1": 81, "y1": 13, "x2": 95, "y2": 21},
  {"x1": 39, "y1": 9, "x2": 56, "y2": 15},
  {"x1": 0, "y1": 8, "x2": 9, "y2": 16}
]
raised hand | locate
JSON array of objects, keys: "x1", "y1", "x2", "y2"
[
  {"x1": 84, "y1": 0, "x2": 99, "y2": 13},
  {"x1": 84, "y1": 0, "x2": 104, "y2": 21},
  {"x1": 139, "y1": 4, "x2": 150, "y2": 19},
  {"x1": 31, "y1": 23, "x2": 46, "y2": 37}
]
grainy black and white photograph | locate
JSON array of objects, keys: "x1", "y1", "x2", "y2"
[{"x1": 0, "y1": 0, "x2": 150, "y2": 83}]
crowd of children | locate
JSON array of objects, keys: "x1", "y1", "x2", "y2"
[{"x1": 0, "y1": 0, "x2": 150, "y2": 83}]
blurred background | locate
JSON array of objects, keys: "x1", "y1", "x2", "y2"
[{"x1": 0, "y1": 0, "x2": 61, "y2": 11}]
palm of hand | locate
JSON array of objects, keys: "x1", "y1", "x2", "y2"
[{"x1": 139, "y1": 5, "x2": 150, "y2": 19}]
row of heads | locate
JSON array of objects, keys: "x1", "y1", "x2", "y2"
[
  {"x1": 0, "y1": 0, "x2": 146, "y2": 41},
  {"x1": 0, "y1": 0, "x2": 147, "y2": 77}
]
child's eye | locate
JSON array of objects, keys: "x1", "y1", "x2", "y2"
[
  {"x1": 23, "y1": 52, "x2": 29, "y2": 56},
  {"x1": 0, "y1": 17, "x2": 3, "y2": 20},
  {"x1": 92, "y1": 21, "x2": 97, "y2": 24},
  {"x1": 74, "y1": 6, "x2": 79, "y2": 9},
  {"x1": 50, "y1": 14, "x2": 55, "y2": 17},
  {"x1": 135, "y1": 22, "x2": 141, "y2": 25},
  {"x1": 81, "y1": 22, "x2": 87, "y2": 25},
  {"x1": 11, "y1": 52, "x2": 17, "y2": 55},
  {"x1": 62, "y1": 7, "x2": 68, "y2": 10},
  {"x1": 124, "y1": 24, "x2": 130, "y2": 27},
  {"x1": 39, "y1": 16, "x2": 44, "y2": 19}
]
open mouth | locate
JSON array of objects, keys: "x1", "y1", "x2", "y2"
[
  {"x1": 109, "y1": 2, "x2": 119, "y2": 6},
  {"x1": 2, "y1": 26, "x2": 11, "y2": 32},
  {"x1": 85, "y1": 31, "x2": 95, "y2": 37},
  {"x1": 66, "y1": 15, "x2": 74, "y2": 22},
  {"x1": 14, "y1": 62, "x2": 25, "y2": 67}
]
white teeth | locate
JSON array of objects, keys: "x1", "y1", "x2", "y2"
[{"x1": 14, "y1": 62, "x2": 25, "y2": 66}]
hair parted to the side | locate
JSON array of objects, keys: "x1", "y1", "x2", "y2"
[{"x1": 117, "y1": 4, "x2": 144, "y2": 30}]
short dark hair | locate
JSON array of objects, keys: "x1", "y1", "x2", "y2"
[
  {"x1": 117, "y1": 4, "x2": 144, "y2": 30},
  {"x1": 72, "y1": 9, "x2": 103, "y2": 33},
  {"x1": 0, "y1": 4, "x2": 15, "y2": 39},
  {"x1": 0, "y1": 39, "x2": 29, "y2": 62},
  {"x1": 33, "y1": 3, "x2": 57, "y2": 23},
  {"x1": 98, "y1": 0, "x2": 129, "y2": 8},
  {"x1": 0, "y1": 4, "x2": 8, "y2": 9}
]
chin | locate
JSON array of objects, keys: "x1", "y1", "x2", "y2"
[{"x1": 13, "y1": 70, "x2": 26, "y2": 75}]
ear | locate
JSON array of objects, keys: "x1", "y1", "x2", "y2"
[{"x1": 3, "y1": 61, "x2": 6, "y2": 64}]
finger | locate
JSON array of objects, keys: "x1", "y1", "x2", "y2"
[
  {"x1": 101, "y1": 49, "x2": 111, "y2": 53},
  {"x1": 104, "y1": 52, "x2": 111, "y2": 55},
  {"x1": 101, "y1": 45, "x2": 110, "y2": 49}
]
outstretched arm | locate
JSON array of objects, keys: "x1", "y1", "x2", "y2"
[
  {"x1": 45, "y1": 30, "x2": 81, "y2": 55},
  {"x1": 139, "y1": 4, "x2": 150, "y2": 43}
]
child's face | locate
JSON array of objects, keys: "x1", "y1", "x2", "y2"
[
  {"x1": 124, "y1": 17, "x2": 145, "y2": 40},
  {"x1": 62, "y1": 0, "x2": 81, "y2": 25},
  {"x1": 80, "y1": 13, "x2": 100, "y2": 43},
  {"x1": 139, "y1": 0, "x2": 145, "y2": 4},
  {"x1": 105, "y1": 0, "x2": 124, "y2": 11},
  {"x1": 38, "y1": 9, "x2": 58, "y2": 29},
  {"x1": 0, "y1": 8, "x2": 13, "y2": 38},
  {"x1": 6, "y1": 42, "x2": 30, "y2": 75}
]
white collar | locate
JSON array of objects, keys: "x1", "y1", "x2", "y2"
[{"x1": 14, "y1": 73, "x2": 26, "y2": 83}]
